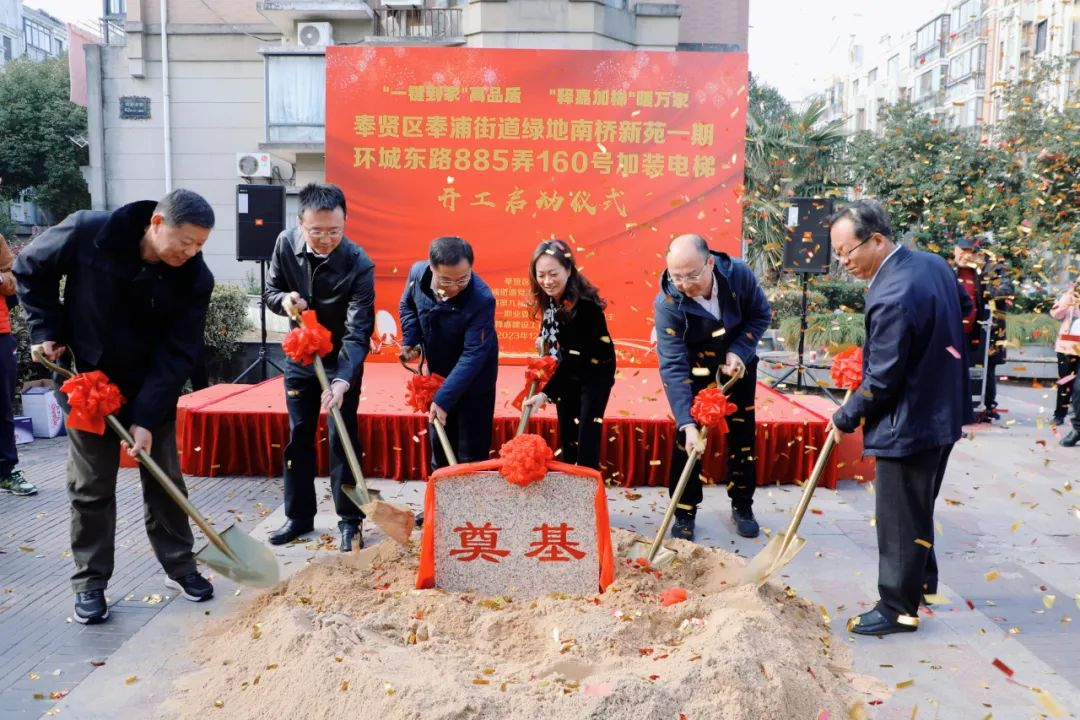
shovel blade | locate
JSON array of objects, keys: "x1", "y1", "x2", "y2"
[
  {"x1": 741, "y1": 533, "x2": 807, "y2": 585},
  {"x1": 625, "y1": 538, "x2": 678, "y2": 567},
  {"x1": 340, "y1": 483, "x2": 384, "y2": 509},
  {"x1": 195, "y1": 525, "x2": 280, "y2": 589},
  {"x1": 359, "y1": 500, "x2": 416, "y2": 546}
]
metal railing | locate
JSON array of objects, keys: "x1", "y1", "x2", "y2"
[{"x1": 374, "y1": 8, "x2": 462, "y2": 40}]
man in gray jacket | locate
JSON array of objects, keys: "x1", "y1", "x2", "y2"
[{"x1": 264, "y1": 183, "x2": 375, "y2": 552}]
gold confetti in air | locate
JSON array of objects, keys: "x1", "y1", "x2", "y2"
[{"x1": 984, "y1": 569, "x2": 1000, "y2": 582}]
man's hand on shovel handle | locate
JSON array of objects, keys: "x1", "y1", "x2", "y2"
[
  {"x1": 682, "y1": 425, "x2": 706, "y2": 455},
  {"x1": 122, "y1": 425, "x2": 152, "y2": 457},
  {"x1": 400, "y1": 345, "x2": 421, "y2": 362},
  {"x1": 828, "y1": 422, "x2": 847, "y2": 447},
  {"x1": 32, "y1": 341, "x2": 67, "y2": 362},
  {"x1": 282, "y1": 292, "x2": 308, "y2": 317},
  {"x1": 322, "y1": 380, "x2": 348, "y2": 410},
  {"x1": 429, "y1": 402, "x2": 447, "y2": 426}
]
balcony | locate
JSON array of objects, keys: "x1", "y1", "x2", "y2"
[{"x1": 370, "y1": 7, "x2": 463, "y2": 44}]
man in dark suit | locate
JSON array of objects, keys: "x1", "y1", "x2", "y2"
[
  {"x1": 654, "y1": 233, "x2": 772, "y2": 541},
  {"x1": 399, "y1": 236, "x2": 498, "y2": 471},
  {"x1": 15, "y1": 189, "x2": 217, "y2": 624},
  {"x1": 829, "y1": 199, "x2": 972, "y2": 636},
  {"x1": 264, "y1": 183, "x2": 375, "y2": 552}
]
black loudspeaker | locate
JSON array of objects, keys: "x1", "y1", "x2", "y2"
[
  {"x1": 781, "y1": 197, "x2": 834, "y2": 274},
  {"x1": 236, "y1": 184, "x2": 286, "y2": 262}
]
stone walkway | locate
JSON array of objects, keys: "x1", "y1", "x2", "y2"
[{"x1": 1, "y1": 381, "x2": 1077, "y2": 719}]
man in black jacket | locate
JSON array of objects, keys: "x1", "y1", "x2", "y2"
[
  {"x1": 264, "y1": 183, "x2": 375, "y2": 552},
  {"x1": 14, "y1": 189, "x2": 217, "y2": 625},
  {"x1": 654, "y1": 234, "x2": 772, "y2": 541},
  {"x1": 830, "y1": 199, "x2": 972, "y2": 636}
]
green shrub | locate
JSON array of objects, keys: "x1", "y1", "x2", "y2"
[
  {"x1": 1005, "y1": 313, "x2": 1059, "y2": 347},
  {"x1": 767, "y1": 287, "x2": 826, "y2": 327},
  {"x1": 808, "y1": 279, "x2": 866, "y2": 312},
  {"x1": 779, "y1": 312, "x2": 865, "y2": 352},
  {"x1": 204, "y1": 283, "x2": 252, "y2": 359}
]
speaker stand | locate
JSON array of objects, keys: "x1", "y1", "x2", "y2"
[
  {"x1": 771, "y1": 273, "x2": 839, "y2": 404},
  {"x1": 232, "y1": 259, "x2": 285, "y2": 383}
]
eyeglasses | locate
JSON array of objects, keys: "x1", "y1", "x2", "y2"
[
  {"x1": 836, "y1": 235, "x2": 873, "y2": 262},
  {"x1": 434, "y1": 272, "x2": 472, "y2": 288},
  {"x1": 670, "y1": 260, "x2": 711, "y2": 284},
  {"x1": 303, "y1": 227, "x2": 343, "y2": 240}
]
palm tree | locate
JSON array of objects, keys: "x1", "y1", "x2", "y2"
[{"x1": 742, "y1": 100, "x2": 847, "y2": 282}]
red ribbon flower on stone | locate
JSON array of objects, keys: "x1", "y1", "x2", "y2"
[
  {"x1": 512, "y1": 356, "x2": 559, "y2": 410},
  {"x1": 691, "y1": 388, "x2": 738, "y2": 434},
  {"x1": 498, "y1": 433, "x2": 553, "y2": 487},
  {"x1": 282, "y1": 310, "x2": 333, "y2": 365},
  {"x1": 404, "y1": 372, "x2": 445, "y2": 413},
  {"x1": 830, "y1": 346, "x2": 864, "y2": 391},
  {"x1": 60, "y1": 371, "x2": 125, "y2": 435}
]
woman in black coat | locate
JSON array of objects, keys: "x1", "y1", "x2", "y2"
[{"x1": 521, "y1": 239, "x2": 616, "y2": 470}]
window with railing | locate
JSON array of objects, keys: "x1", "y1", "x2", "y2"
[
  {"x1": 949, "y1": 43, "x2": 985, "y2": 83},
  {"x1": 374, "y1": 8, "x2": 463, "y2": 39},
  {"x1": 951, "y1": 0, "x2": 983, "y2": 31},
  {"x1": 916, "y1": 15, "x2": 948, "y2": 54},
  {"x1": 24, "y1": 18, "x2": 51, "y2": 54}
]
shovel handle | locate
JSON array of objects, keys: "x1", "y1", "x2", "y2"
[
  {"x1": 646, "y1": 447, "x2": 701, "y2": 563},
  {"x1": 33, "y1": 352, "x2": 241, "y2": 564},
  {"x1": 286, "y1": 304, "x2": 374, "y2": 506},
  {"x1": 432, "y1": 417, "x2": 458, "y2": 466},
  {"x1": 774, "y1": 388, "x2": 854, "y2": 559},
  {"x1": 516, "y1": 381, "x2": 538, "y2": 437}
]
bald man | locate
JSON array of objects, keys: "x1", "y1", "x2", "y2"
[{"x1": 654, "y1": 234, "x2": 772, "y2": 540}]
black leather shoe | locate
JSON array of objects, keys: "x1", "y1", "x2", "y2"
[
  {"x1": 847, "y1": 606, "x2": 919, "y2": 636},
  {"x1": 1061, "y1": 430, "x2": 1080, "y2": 447},
  {"x1": 74, "y1": 589, "x2": 109, "y2": 625},
  {"x1": 671, "y1": 513, "x2": 695, "y2": 541},
  {"x1": 414, "y1": 512, "x2": 424, "y2": 528},
  {"x1": 732, "y1": 506, "x2": 760, "y2": 538},
  {"x1": 166, "y1": 572, "x2": 214, "y2": 602},
  {"x1": 339, "y1": 520, "x2": 363, "y2": 553},
  {"x1": 268, "y1": 519, "x2": 314, "y2": 546}
]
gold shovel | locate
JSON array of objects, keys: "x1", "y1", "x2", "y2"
[
  {"x1": 35, "y1": 353, "x2": 280, "y2": 588},
  {"x1": 286, "y1": 306, "x2": 415, "y2": 545},
  {"x1": 741, "y1": 389, "x2": 854, "y2": 585},
  {"x1": 399, "y1": 354, "x2": 458, "y2": 466},
  {"x1": 626, "y1": 369, "x2": 742, "y2": 566}
]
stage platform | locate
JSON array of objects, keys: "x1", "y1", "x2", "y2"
[{"x1": 174, "y1": 363, "x2": 856, "y2": 488}]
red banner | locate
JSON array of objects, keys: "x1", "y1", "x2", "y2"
[{"x1": 326, "y1": 47, "x2": 747, "y2": 365}]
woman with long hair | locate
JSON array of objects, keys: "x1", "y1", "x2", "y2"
[{"x1": 522, "y1": 239, "x2": 616, "y2": 470}]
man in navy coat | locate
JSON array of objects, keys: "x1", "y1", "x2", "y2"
[
  {"x1": 829, "y1": 199, "x2": 972, "y2": 636},
  {"x1": 399, "y1": 236, "x2": 498, "y2": 471}
]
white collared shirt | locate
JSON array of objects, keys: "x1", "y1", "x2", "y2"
[
  {"x1": 690, "y1": 277, "x2": 720, "y2": 320},
  {"x1": 868, "y1": 245, "x2": 902, "y2": 288}
]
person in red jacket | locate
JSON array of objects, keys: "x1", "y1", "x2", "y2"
[{"x1": 0, "y1": 233, "x2": 35, "y2": 496}]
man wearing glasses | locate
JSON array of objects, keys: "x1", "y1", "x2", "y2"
[
  {"x1": 828, "y1": 198, "x2": 970, "y2": 636},
  {"x1": 400, "y1": 236, "x2": 498, "y2": 472},
  {"x1": 654, "y1": 233, "x2": 772, "y2": 541},
  {"x1": 264, "y1": 183, "x2": 375, "y2": 551}
]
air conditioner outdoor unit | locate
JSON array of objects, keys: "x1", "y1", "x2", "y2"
[
  {"x1": 296, "y1": 21, "x2": 334, "y2": 48},
  {"x1": 236, "y1": 152, "x2": 272, "y2": 178}
]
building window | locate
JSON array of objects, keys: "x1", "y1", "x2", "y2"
[
  {"x1": 105, "y1": 0, "x2": 127, "y2": 15},
  {"x1": 867, "y1": 67, "x2": 877, "y2": 84},
  {"x1": 2, "y1": 35, "x2": 11, "y2": 62},
  {"x1": 265, "y1": 54, "x2": 326, "y2": 144},
  {"x1": 852, "y1": 79, "x2": 859, "y2": 96},
  {"x1": 54, "y1": 38, "x2": 64, "y2": 55},
  {"x1": 1034, "y1": 19, "x2": 1047, "y2": 54},
  {"x1": 952, "y1": 0, "x2": 982, "y2": 30},
  {"x1": 887, "y1": 54, "x2": 899, "y2": 79},
  {"x1": 24, "y1": 19, "x2": 50, "y2": 52}
]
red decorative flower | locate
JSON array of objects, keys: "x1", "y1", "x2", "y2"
[
  {"x1": 512, "y1": 356, "x2": 559, "y2": 410},
  {"x1": 498, "y1": 434, "x2": 552, "y2": 487},
  {"x1": 281, "y1": 310, "x2": 333, "y2": 365},
  {"x1": 60, "y1": 371, "x2": 125, "y2": 435},
  {"x1": 659, "y1": 587, "x2": 688, "y2": 607},
  {"x1": 691, "y1": 388, "x2": 738, "y2": 433},
  {"x1": 830, "y1": 346, "x2": 864, "y2": 391},
  {"x1": 404, "y1": 372, "x2": 445, "y2": 413}
]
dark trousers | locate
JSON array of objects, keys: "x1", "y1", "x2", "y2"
[
  {"x1": 430, "y1": 390, "x2": 496, "y2": 471},
  {"x1": 282, "y1": 362, "x2": 363, "y2": 525},
  {"x1": 874, "y1": 443, "x2": 954, "y2": 618},
  {"x1": 554, "y1": 378, "x2": 613, "y2": 471},
  {"x1": 1072, "y1": 367, "x2": 1080, "y2": 433},
  {"x1": 0, "y1": 333, "x2": 18, "y2": 477},
  {"x1": 1056, "y1": 353, "x2": 1078, "y2": 422},
  {"x1": 65, "y1": 419, "x2": 198, "y2": 592},
  {"x1": 669, "y1": 358, "x2": 758, "y2": 514}
]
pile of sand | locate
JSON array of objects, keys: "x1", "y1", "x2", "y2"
[{"x1": 161, "y1": 530, "x2": 886, "y2": 720}]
